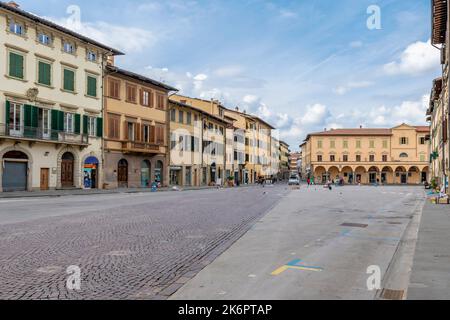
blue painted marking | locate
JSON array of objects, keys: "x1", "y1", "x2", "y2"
[{"x1": 286, "y1": 259, "x2": 303, "y2": 267}]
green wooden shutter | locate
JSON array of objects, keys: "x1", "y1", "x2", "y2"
[
  {"x1": 9, "y1": 52, "x2": 24, "y2": 79},
  {"x1": 38, "y1": 62, "x2": 51, "y2": 86},
  {"x1": 87, "y1": 76, "x2": 97, "y2": 97},
  {"x1": 5, "y1": 101, "x2": 10, "y2": 125},
  {"x1": 83, "y1": 115, "x2": 88, "y2": 135},
  {"x1": 23, "y1": 105, "x2": 33, "y2": 137},
  {"x1": 51, "y1": 109, "x2": 59, "y2": 140},
  {"x1": 58, "y1": 111, "x2": 64, "y2": 131},
  {"x1": 96, "y1": 117, "x2": 103, "y2": 138},
  {"x1": 31, "y1": 106, "x2": 39, "y2": 128},
  {"x1": 74, "y1": 114, "x2": 81, "y2": 134},
  {"x1": 63, "y1": 69, "x2": 75, "y2": 91}
]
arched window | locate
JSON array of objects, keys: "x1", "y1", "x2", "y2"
[{"x1": 399, "y1": 153, "x2": 408, "y2": 158}]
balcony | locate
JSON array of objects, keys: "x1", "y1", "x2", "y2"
[
  {"x1": 0, "y1": 123, "x2": 89, "y2": 147},
  {"x1": 122, "y1": 141, "x2": 162, "y2": 154}
]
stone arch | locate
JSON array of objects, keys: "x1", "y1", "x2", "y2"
[
  {"x1": 81, "y1": 152, "x2": 103, "y2": 189},
  {"x1": 328, "y1": 166, "x2": 340, "y2": 181},
  {"x1": 395, "y1": 166, "x2": 408, "y2": 184},
  {"x1": 341, "y1": 166, "x2": 353, "y2": 184},
  {"x1": 57, "y1": 147, "x2": 80, "y2": 189},
  {"x1": 355, "y1": 166, "x2": 367, "y2": 184},
  {"x1": 0, "y1": 146, "x2": 34, "y2": 192},
  {"x1": 408, "y1": 166, "x2": 421, "y2": 185},
  {"x1": 381, "y1": 166, "x2": 394, "y2": 184},
  {"x1": 314, "y1": 166, "x2": 326, "y2": 184}
]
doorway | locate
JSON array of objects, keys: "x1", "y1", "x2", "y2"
[
  {"x1": 401, "y1": 174, "x2": 407, "y2": 184},
  {"x1": 118, "y1": 159, "x2": 128, "y2": 188},
  {"x1": 369, "y1": 172, "x2": 377, "y2": 184},
  {"x1": 40, "y1": 168, "x2": 49, "y2": 190},
  {"x1": 2, "y1": 151, "x2": 28, "y2": 192},
  {"x1": 61, "y1": 152, "x2": 74, "y2": 188},
  {"x1": 141, "y1": 160, "x2": 151, "y2": 188}
]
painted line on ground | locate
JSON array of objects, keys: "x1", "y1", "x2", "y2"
[{"x1": 271, "y1": 259, "x2": 324, "y2": 276}]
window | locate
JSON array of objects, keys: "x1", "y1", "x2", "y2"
[
  {"x1": 142, "y1": 125, "x2": 150, "y2": 143},
  {"x1": 87, "y1": 75, "x2": 97, "y2": 97},
  {"x1": 64, "y1": 113, "x2": 75, "y2": 133},
  {"x1": 317, "y1": 140, "x2": 323, "y2": 149},
  {"x1": 219, "y1": 127, "x2": 224, "y2": 135},
  {"x1": 317, "y1": 155, "x2": 323, "y2": 162},
  {"x1": 186, "y1": 112, "x2": 192, "y2": 125},
  {"x1": 400, "y1": 137, "x2": 408, "y2": 145},
  {"x1": 382, "y1": 140, "x2": 388, "y2": 148},
  {"x1": 369, "y1": 155, "x2": 375, "y2": 162},
  {"x1": 8, "y1": 102, "x2": 23, "y2": 136},
  {"x1": 127, "y1": 122, "x2": 134, "y2": 141},
  {"x1": 141, "y1": 89, "x2": 152, "y2": 107},
  {"x1": 108, "y1": 114, "x2": 120, "y2": 139},
  {"x1": 420, "y1": 137, "x2": 426, "y2": 145},
  {"x1": 170, "y1": 109, "x2": 176, "y2": 122},
  {"x1": 87, "y1": 117, "x2": 97, "y2": 136},
  {"x1": 382, "y1": 155, "x2": 388, "y2": 162},
  {"x1": 356, "y1": 140, "x2": 361, "y2": 148},
  {"x1": 178, "y1": 111, "x2": 184, "y2": 124},
  {"x1": 8, "y1": 52, "x2": 24, "y2": 79},
  {"x1": 37, "y1": 61, "x2": 51, "y2": 86},
  {"x1": 9, "y1": 21, "x2": 24, "y2": 35},
  {"x1": 399, "y1": 153, "x2": 408, "y2": 158},
  {"x1": 330, "y1": 141, "x2": 336, "y2": 148},
  {"x1": 38, "y1": 33, "x2": 51, "y2": 45},
  {"x1": 87, "y1": 51, "x2": 97, "y2": 62},
  {"x1": 330, "y1": 155, "x2": 336, "y2": 162},
  {"x1": 108, "y1": 79, "x2": 120, "y2": 99},
  {"x1": 63, "y1": 68, "x2": 75, "y2": 92},
  {"x1": 343, "y1": 155, "x2": 348, "y2": 162},
  {"x1": 156, "y1": 94, "x2": 166, "y2": 110},
  {"x1": 343, "y1": 141, "x2": 348, "y2": 149},
  {"x1": 420, "y1": 154, "x2": 426, "y2": 162},
  {"x1": 356, "y1": 155, "x2": 361, "y2": 162},
  {"x1": 369, "y1": 140, "x2": 375, "y2": 148},
  {"x1": 125, "y1": 84, "x2": 136, "y2": 103},
  {"x1": 63, "y1": 42, "x2": 75, "y2": 54}
]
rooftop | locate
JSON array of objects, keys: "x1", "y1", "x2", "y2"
[{"x1": 0, "y1": 1, "x2": 124, "y2": 55}]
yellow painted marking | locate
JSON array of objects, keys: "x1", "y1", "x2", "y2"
[
  {"x1": 271, "y1": 266, "x2": 289, "y2": 276},
  {"x1": 288, "y1": 266, "x2": 323, "y2": 272}
]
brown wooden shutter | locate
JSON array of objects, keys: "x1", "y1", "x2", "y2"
[
  {"x1": 139, "y1": 89, "x2": 143, "y2": 105},
  {"x1": 150, "y1": 125, "x2": 156, "y2": 143},
  {"x1": 150, "y1": 91, "x2": 154, "y2": 108},
  {"x1": 444, "y1": 119, "x2": 448, "y2": 143},
  {"x1": 124, "y1": 121, "x2": 128, "y2": 140}
]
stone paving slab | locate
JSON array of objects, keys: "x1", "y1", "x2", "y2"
[{"x1": 407, "y1": 201, "x2": 450, "y2": 299}]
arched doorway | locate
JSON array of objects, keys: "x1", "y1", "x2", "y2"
[
  {"x1": 408, "y1": 166, "x2": 420, "y2": 185},
  {"x1": 341, "y1": 166, "x2": 353, "y2": 184},
  {"x1": 2, "y1": 151, "x2": 28, "y2": 192},
  {"x1": 118, "y1": 159, "x2": 128, "y2": 188},
  {"x1": 155, "y1": 160, "x2": 163, "y2": 186},
  {"x1": 314, "y1": 166, "x2": 326, "y2": 184},
  {"x1": 83, "y1": 156, "x2": 99, "y2": 189},
  {"x1": 381, "y1": 167, "x2": 394, "y2": 184},
  {"x1": 368, "y1": 166, "x2": 379, "y2": 184},
  {"x1": 395, "y1": 167, "x2": 407, "y2": 184},
  {"x1": 61, "y1": 152, "x2": 75, "y2": 188},
  {"x1": 210, "y1": 162, "x2": 217, "y2": 184},
  {"x1": 422, "y1": 167, "x2": 429, "y2": 183},
  {"x1": 355, "y1": 166, "x2": 366, "y2": 184},
  {"x1": 328, "y1": 166, "x2": 340, "y2": 182},
  {"x1": 141, "y1": 160, "x2": 151, "y2": 188}
]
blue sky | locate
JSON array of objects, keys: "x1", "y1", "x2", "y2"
[{"x1": 19, "y1": 0, "x2": 439, "y2": 150}]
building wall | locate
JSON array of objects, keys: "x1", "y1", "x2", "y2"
[
  {"x1": 303, "y1": 125, "x2": 430, "y2": 185},
  {"x1": 0, "y1": 8, "x2": 108, "y2": 191}
]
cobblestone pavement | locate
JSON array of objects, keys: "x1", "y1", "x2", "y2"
[{"x1": 0, "y1": 186, "x2": 288, "y2": 300}]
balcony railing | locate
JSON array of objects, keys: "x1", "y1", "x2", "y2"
[
  {"x1": 0, "y1": 123, "x2": 89, "y2": 145},
  {"x1": 122, "y1": 141, "x2": 161, "y2": 154}
]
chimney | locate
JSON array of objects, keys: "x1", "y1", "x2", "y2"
[
  {"x1": 360, "y1": 125, "x2": 363, "y2": 129},
  {"x1": 235, "y1": 107, "x2": 239, "y2": 112},
  {"x1": 7, "y1": 1, "x2": 20, "y2": 8}
]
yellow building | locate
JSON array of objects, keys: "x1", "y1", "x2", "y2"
[
  {"x1": 302, "y1": 124, "x2": 430, "y2": 185},
  {"x1": 103, "y1": 65, "x2": 177, "y2": 189},
  {"x1": 428, "y1": 0, "x2": 449, "y2": 194},
  {"x1": 0, "y1": 2, "x2": 122, "y2": 191},
  {"x1": 279, "y1": 140, "x2": 290, "y2": 180},
  {"x1": 168, "y1": 99, "x2": 233, "y2": 187}
]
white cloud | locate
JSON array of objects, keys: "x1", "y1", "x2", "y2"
[
  {"x1": 349, "y1": 41, "x2": 363, "y2": 48},
  {"x1": 300, "y1": 104, "x2": 330, "y2": 126},
  {"x1": 215, "y1": 66, "x2": 244, "y2": 77},
  {"x1": 46, "y1": 16, "x2": 157, "y2": 53},
  {"x1": 333, "y1": 81, "x2": 374, "y2": 95},
  {"x1": 383, "y1": 39, "x2": 440, "y2": 76},
  {"x1": 279, "y1": 9, "x2": 298, "y2": 19},
  {"x1": 193, "y1": 74, "x2": 208, "y2": 81}
]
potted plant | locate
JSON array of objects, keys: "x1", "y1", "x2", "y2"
[{"x1": 227, "y1": 176, "x2": 235, "y2": 187}]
